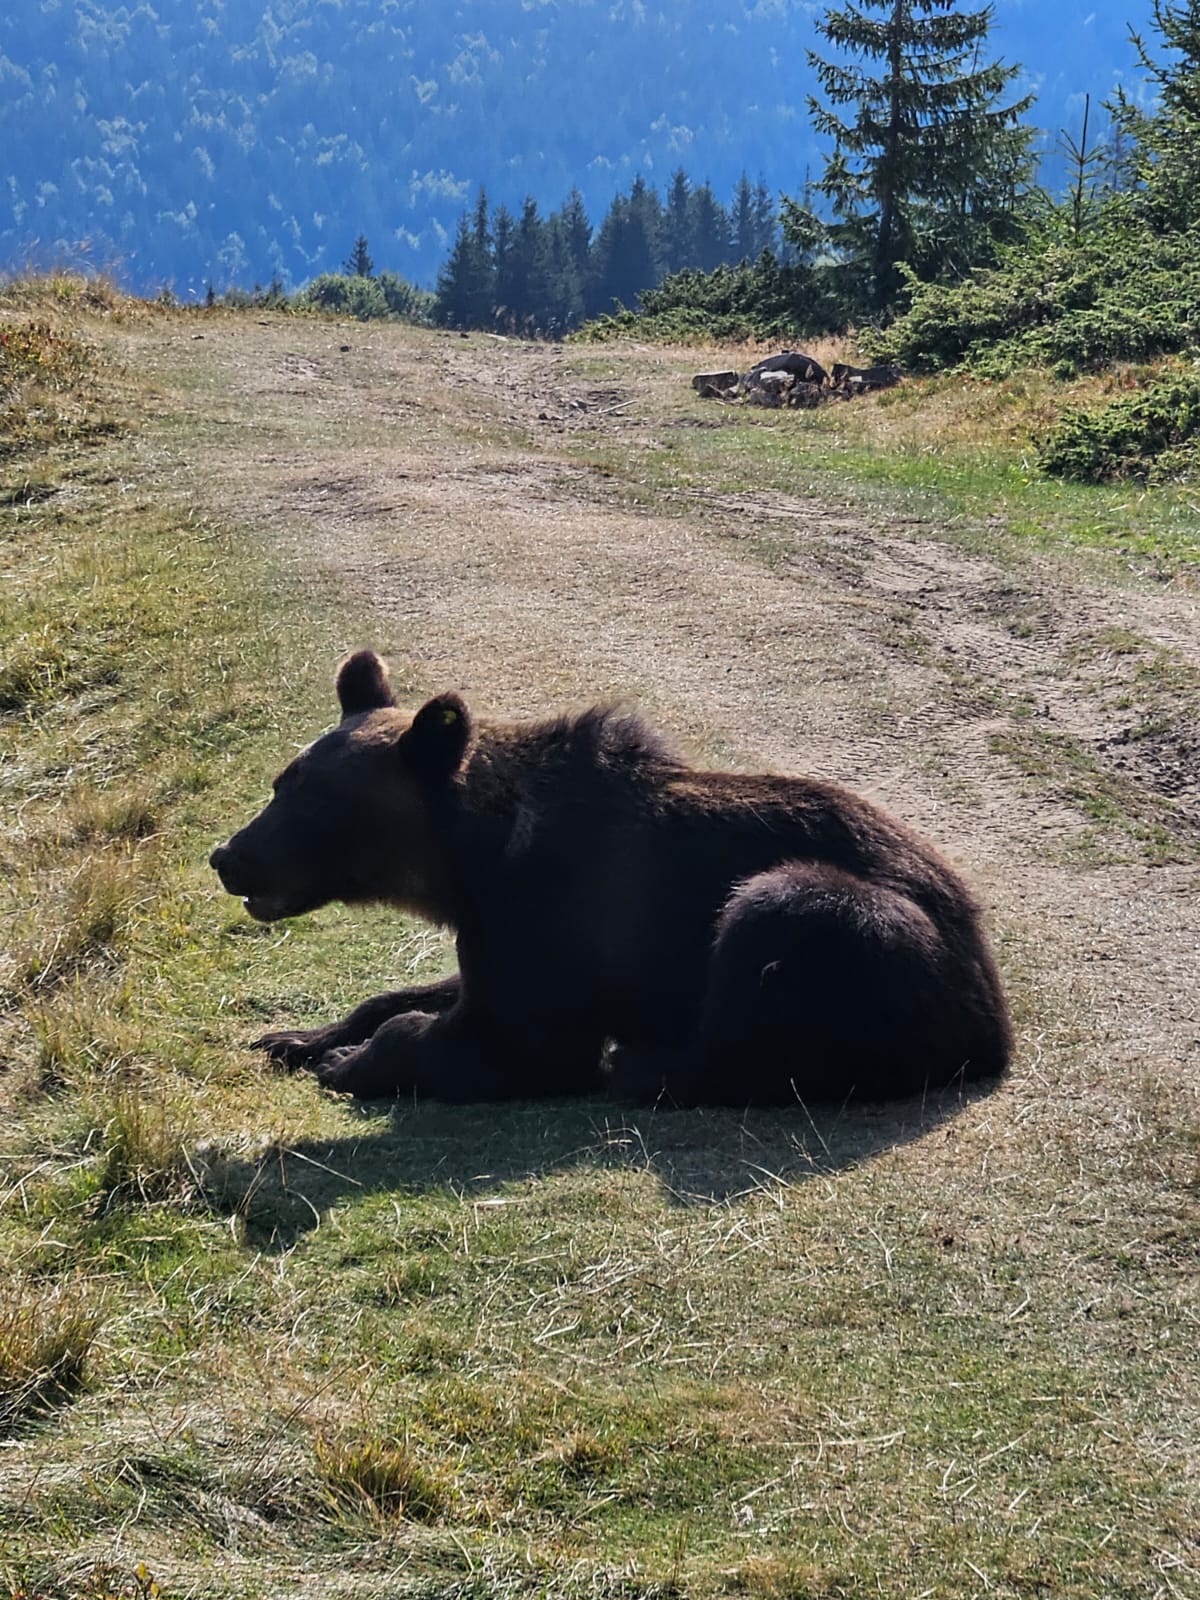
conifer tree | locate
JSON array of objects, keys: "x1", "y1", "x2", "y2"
[
  {"x1": 690, "y1": 181, "x2": 731, "y2": 272},
  {"x1": 492, "y1": 204, "x2": 517, "y2": 325},
  {"x1": 1112, "y1": 1, "x2": 1200, "y2": 232},
  {"x1": 587, "y1": 178, "x2": 661, "y2": 315},
  {"x1": 544, "y1": 211, "x2": 585, "y2": 331},
  {"x1": 506, "y1": 198, "x2": 555, "y2": 331},
  {"x1": 732, "y1": 173, "x2": 757, "y2": 261},
  {"x1": 343, "y1": 232, "x2": 374, "y2": 277},
  {"x1": 558, "y1": 189, "x2": 593, "y2": 282},
  {"x1": 661, "y1": 169, "x2": 696, "y2": 275},
  {"x1": 542, "y1": 190, "x2": 591, "y2": 333},
  {"x1": 1057, "y1": 95, "x2": 1109, "y2": 243},
  {"x1": 434, "y1": 190, "x2": 494, "y2": 329},
  {"x1": 732, "y1": 173, "x2": 779, "y2": 260},
  {"x1": 807, "y1": 0, "x2": 1034, "y2": 308},
  {"x1": 753, "y1": 179, "x2": 779, "y2": 256},
  {"x1": 627, "y1": 176, "x2": 664, "y2": 280}
]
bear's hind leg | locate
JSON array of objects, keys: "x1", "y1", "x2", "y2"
[
  {"x1": 253, "y1": 976, "x2": 462, "y2": 1068},
  {"x1": 684, "y1": 864, "x2": 1001, "y2": 1105}
]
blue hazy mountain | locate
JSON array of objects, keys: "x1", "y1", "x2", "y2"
[{"x1": 0, "y1": 1, "x2": 1162, "y2": 296}]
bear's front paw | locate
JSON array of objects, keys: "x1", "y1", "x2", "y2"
[
  {"x1": 316, "y1": 1044, "x2": 404, "y2": 1100},
  {"x1": 251, "y1": 1028, "x2": 332, "y2": 1069}
]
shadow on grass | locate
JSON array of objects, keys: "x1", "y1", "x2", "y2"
[{"x1": 200, "y1": 1078, "x2": 1002, "y2": 1252}]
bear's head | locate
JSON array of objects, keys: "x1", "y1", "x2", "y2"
[{"x1": 210, "y1": 650, "x2": 472, "y2": 923}]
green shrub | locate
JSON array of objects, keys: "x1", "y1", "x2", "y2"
[
  {"x1": 578, "y1": 252, "x2": 850, "y2": 344},
  {"x1": 298, "y1": 273, "x2": 385, "y2": 319},
  {"x1": 871, "y1": 220, "x2": 1200, "y2": 377},
  {"x1": 295, "y1": 271, "x2": 433, "y2": 323},
  {"x1": 1038, "y1": 369, "x2": 1200, "y2": 482},
  {"x1": 375, "y1": 270, "x2": 435, "y2": 322}
]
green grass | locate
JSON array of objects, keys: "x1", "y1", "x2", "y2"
[{"x1": 1, "y1": 291, "x2": 1196, "y2": 1599}]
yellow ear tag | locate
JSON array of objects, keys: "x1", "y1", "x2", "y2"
[{"x1": 442, "y1": 707, "x2": 459, "y2": 726}]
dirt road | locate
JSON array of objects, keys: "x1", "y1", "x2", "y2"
[{"x1": 127, "y1": 317, "x2": 1199, "y2": 1133}]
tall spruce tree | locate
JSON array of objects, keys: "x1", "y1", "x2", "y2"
[
  {"x1": 732, "y1": 173, "x2": 758, "y2": 261},
  {"x1": 558, "y1": 189, "x2": 592, "y2": 282},
  {"x1": 343, "y1": 233, "x2": 374, "y2": 277},
  {"x1": 1112, "y1": 1, "x2": 1200, "y2": 232},
  {"x1": 807, "y1": 0, "x2": 1034, "y2": 309},
  {"x1": 727, "y1": 174, "x2": 778, "y2": 260},
  {"x1": 586, "y1": 178, "x2": 661, "y2": 315},
  {"x1": 753, "y1": 180, "x2": 779, "y2": 256},
  {"x1": 661, "y1": 169, "x2": 696, "y2": 275},
  {"x1": 690, "y1": 180, "x2": 732, "y2": 272},
  {"x1": 492, "y1": 204, "x2": 517, "y2": 324},
  {"x1": 434, "y1": 190, "x2": 494, "y2": 329},
  {"x1": 509, "y1": 197, "x2": 555, "y2": 331}
]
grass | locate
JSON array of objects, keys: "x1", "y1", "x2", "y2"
[
  {"x1": 0, "y1": 1278, "x2": 104, "y2": 1432},
  {"x1": 0, "y1": 311, "x2": 122, "y2": 463},
  {"x1": 0, "y1": 283, "x2": 1197, "y2": 1598}
]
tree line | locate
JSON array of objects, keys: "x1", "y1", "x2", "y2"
[
  {"x1": 579, "y1": 0, "x2": 1200, "y2": 378},
  {"x1": 314, "y1": 0, "x2": 1028, "y2": 341},
  {"x1": 411, "y1": 0, "x2": 1039, "y2": 337},
  {"x1": 432, "y1": 172, "x2": 780, "y2": 336}
]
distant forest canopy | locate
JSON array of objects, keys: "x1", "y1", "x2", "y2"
[
  {"x1": 0, "y1": 0, "x2": 1162, "y2": 297},
  {"x1": 431, "y1": 171, "x2": 780, "y2": 336}
]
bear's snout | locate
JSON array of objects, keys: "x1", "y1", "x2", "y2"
[
  {"x1": 209, "y1": 834, "x2": 322, "y2": 922},
  {"x1": 210, "y1": 841, "x2": 246, "y2": 894}
]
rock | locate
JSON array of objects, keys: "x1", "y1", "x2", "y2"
[
  {"x1": 831, "y1": 362, "x2": 903, "y2": 393},
  {"x1": 757, "y1": 371, "x2": 793, "y2": 396},
  {"x1": 744, "y1": 350, "x2": 828, "y2": 386},
  {"x1": 746, "y1": 376, "x2": 790, "y2": 408},
  {"x1": 787, "y1": 381, "x2": 825, "y2": 410},
  {"x1": 692, "y1": 370, "x2": 739, "y2": 395}
]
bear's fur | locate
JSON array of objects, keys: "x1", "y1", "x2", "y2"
[{"x1": 210, "y1": 650, "x2": 1012, "y2": 1104}]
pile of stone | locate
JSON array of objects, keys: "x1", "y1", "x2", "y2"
[{"x1": 691, "y1": 351, "x2": 902, "y2": 410}]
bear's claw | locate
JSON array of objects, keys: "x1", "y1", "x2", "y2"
[{"x1": 251, "y1": 1029, "x2": 331, "y2": 1068}]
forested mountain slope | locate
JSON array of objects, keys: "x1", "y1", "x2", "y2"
[{"x1": 1, "y1": 0, "x2": 1158, "y2": 295}]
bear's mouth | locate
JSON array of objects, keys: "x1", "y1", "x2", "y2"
[{"x1": 243, "y1": 891, "x2": 317, "y2": 923}]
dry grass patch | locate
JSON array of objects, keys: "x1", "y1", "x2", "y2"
[
  {"x1": 314, "y1": 1431, "x2": 455, "y2": 1525},
  {"x1": 0, "y1": 315, "x2": 120, "y2": 463},
  {"x1": 61, "y1": 784, "x2": 161, "y2": 848},
  {"x1": 28, "y1": 979, "x2": 138, "y2": 1094},
  {"x1": 0, "y1": 624, "x2": 120, "y2": 716},
  {"x1": 8, "y1": 845, "x2": 157, "y2": 997},
  {"x1": 0, "y1": 1277, "x2": 104, "y2": 1431},
  {"x1": 845, "y1": 363, "x2": 1164, "y2": 456},
  {"x1": 89, "y1": 1082, "x2": 198, "y2": 1211},
  {"x1": 0, "y1": 272, "x2": 126, "y2": 319}
]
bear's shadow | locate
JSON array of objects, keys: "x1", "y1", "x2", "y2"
[{"x1": 201, "y1": 1080, "x2": 1000, "y2": 1252}]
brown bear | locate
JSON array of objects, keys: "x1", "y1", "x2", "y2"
[{"x1": 210, "y1": 650, "x2": 1012, "y2": 1105}]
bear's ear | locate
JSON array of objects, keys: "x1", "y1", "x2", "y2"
[
  {"x1": 336, "y1": 650, "x2": 395, "y2": 718},
  {"x1": 401, "y1": 693, "x2": 473, "y2": 779}
]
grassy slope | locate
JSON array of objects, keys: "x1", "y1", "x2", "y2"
[{"x1": 1, "y1": 293, "x2": 1196, "y2": 1600}]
